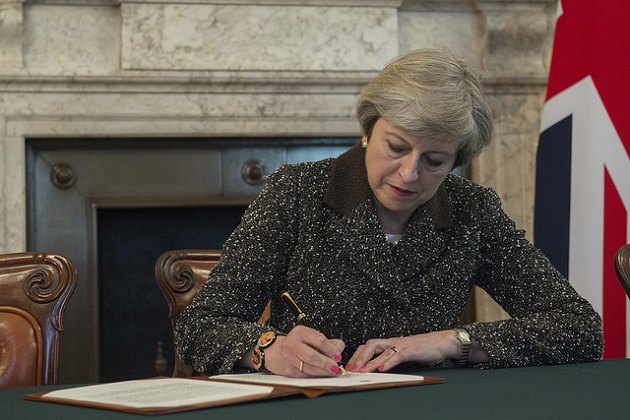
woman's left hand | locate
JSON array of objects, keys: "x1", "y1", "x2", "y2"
[{"x1": 345, "y1": 330, "x2": 460, "y2": 372}]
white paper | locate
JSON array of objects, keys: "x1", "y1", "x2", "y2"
[
  {"x1": 43, "y1": 378, "x2": 273, "y2": 409},
  {"x1": 213, "y1": 371, "x2": 424, "y2": 388}
]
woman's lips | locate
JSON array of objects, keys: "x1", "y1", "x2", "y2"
[{"x1": 390, "y1": 184, "x2": 414, "y2": 197}]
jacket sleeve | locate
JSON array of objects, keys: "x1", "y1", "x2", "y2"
[
  {"x1": 175, "y1": 164, "x2": 301, "y2": 375},
  {"x1": 463, "y1": 189, "x2": 603, "y2": 368}
]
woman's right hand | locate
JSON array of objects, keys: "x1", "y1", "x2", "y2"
[{"x1": 263, "y1": 325, "x2": 345, "y2": 377}]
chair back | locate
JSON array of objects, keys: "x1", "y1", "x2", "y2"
[
  {"x1": 0, "y1": 252, "x2": 77, "y2": 387},
  {"x1": 155, "y1": 250, "x2": 222, "y2": 377},
  {"x1": 614, "y1": 244, "x2": 630, "y2": 300}
]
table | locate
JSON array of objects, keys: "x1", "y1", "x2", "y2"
[{"x1": 3, "y1": 359, "x2": 630, "y2": 419}]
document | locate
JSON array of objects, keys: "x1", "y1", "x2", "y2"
[
  {"x1": 214, "y1": 371, "x2": 426, "y2": 388},
  {"x1": 39, "y1": 378, "x2": 273, "y2": 409},
  {"x1": 24, "y1": 372, "x2": 444, "y2": 415}
]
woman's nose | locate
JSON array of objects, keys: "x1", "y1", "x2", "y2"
[{"x1": 398, "y1": 159, "x2": 420, "y2": 182}]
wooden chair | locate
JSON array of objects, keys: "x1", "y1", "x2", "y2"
[
  {"x1": 614, "y1": 244, "x2": 630, "y2": 300},
  {"x1": 155, "y1": 249, "x2": 223, "y2": 378},
  {"x1": 0, "y1": 252, "x2": 77, "y2": 387},
  {"x1": 155, "y1": 249, "x2": 272, "y2": 377}
]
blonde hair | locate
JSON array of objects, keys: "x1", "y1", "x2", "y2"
[{"x1": 356, "y1": 48, "x2": 492, "y2": 167}]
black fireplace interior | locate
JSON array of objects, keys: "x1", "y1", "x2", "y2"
[{"x1": 97, "y1": 205, "x2": 246, "y2": 383}]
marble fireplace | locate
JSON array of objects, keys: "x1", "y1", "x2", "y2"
[{"x1": 0, "y1": 0, "x2": 555, "y2": 383}]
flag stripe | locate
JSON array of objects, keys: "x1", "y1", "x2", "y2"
[{"x1": 534, "y1": 116, "x2": 572, "y2": 279}]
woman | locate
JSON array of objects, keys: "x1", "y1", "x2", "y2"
[{"x1": 176, "y1": 48, "x2": 603, "y2": 377}]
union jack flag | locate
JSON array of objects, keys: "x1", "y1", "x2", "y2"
[{"x1": 534, "y1": 0, "x2": 630, "y2": 358}]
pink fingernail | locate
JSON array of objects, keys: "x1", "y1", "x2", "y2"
[
  {"x1": 331, "y1": 365, "x2": 342, "y2": 375},
  {"x1": 378, "y1": 364, "x2": 385, "y2": 371},
  {"x1": 348, "y1": 364, "x2": 357, "y2": 371},
  {"x1": 360, "y1": 365, "x2": 368, "y2": 370},
  {"x1": 334, "y1": 352, "x2": 342, "y2": 362}
]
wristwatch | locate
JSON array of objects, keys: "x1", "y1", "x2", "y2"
[
  {"x1": 454, "y1": 328, "x2": 471, "y2": 367},
  {"x1": 252, "y1": 331, "x2": 281, "y2": 372}
]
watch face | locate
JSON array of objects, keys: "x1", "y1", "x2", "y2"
[
  {"x1": 258, "y1": 331, "x2": 277, "y2": 348},
  {"x1": 457, "y1": 329, "x2": 471, "y2": 342}
]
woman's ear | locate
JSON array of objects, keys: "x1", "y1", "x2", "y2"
[{"x1": 361, "y1": 136, "x2": 368, "y2": 148}]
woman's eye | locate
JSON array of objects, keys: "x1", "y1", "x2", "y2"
[
  {"x1": 426, "y1": 157, "x2": 445, "y2": 167},
  {"x1": 387, "y1": 142, "x2": 405, "y2": 153}
]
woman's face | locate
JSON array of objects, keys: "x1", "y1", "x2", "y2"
[{"x1": 364, "y1": 118, "x2": 457, "y2": 227}]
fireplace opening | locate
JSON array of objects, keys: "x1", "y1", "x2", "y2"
[{"x1": 26, "y1": 136, "x2": 357, "y2": 383}]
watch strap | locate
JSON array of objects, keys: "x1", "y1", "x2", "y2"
[
  {"x1": 252, "y1": 331, "x2": 285, "y2": 372},
  {"x1": 454, "y1": 328, "x2": 471, "y2": 367},
  {"x1": 252, "y1": 346, "x2": 268, "y2": 372}
]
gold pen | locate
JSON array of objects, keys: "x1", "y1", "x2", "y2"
[{"x1": 280, "y1": 290, "x2": 348, "y2": 376}]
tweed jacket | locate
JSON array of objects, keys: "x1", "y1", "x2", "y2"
[{"x1": 176, "y1": 143, "x2": 603, "y2": 375}]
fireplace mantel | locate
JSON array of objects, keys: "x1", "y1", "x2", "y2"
[{"x1": 1, "y1": 0, "x2": 555, "y2": 248}]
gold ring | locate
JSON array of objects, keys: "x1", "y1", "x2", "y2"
[
  {"x1": 390, "y1": 346, "x2": 399, "y2": 353},
  {"x1": 299, "y1": 360, "x2": 304, "y2": 372}
]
